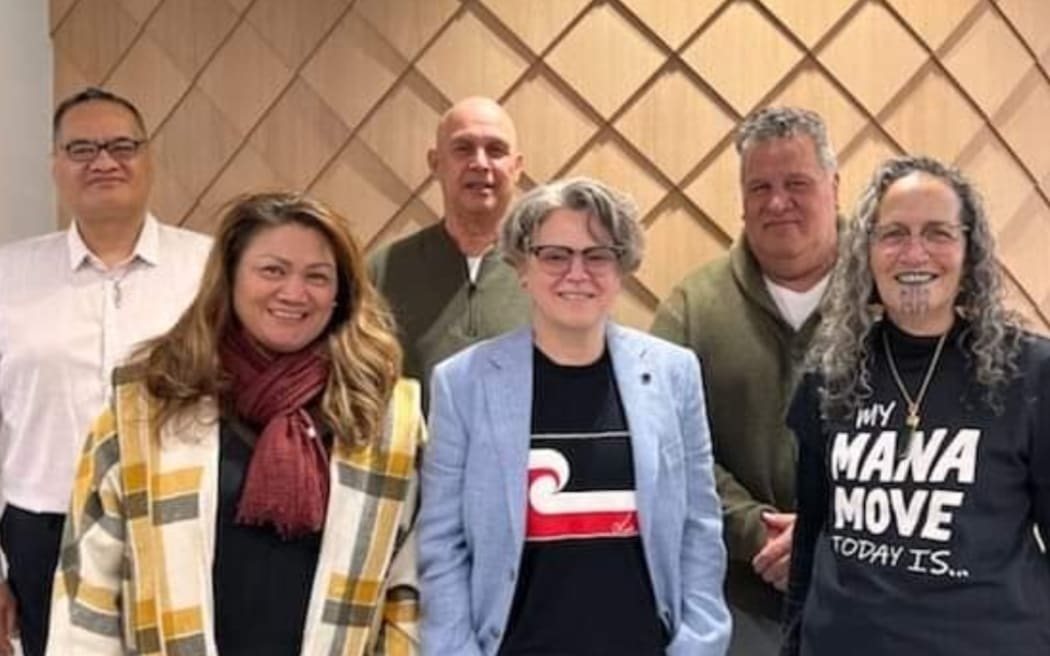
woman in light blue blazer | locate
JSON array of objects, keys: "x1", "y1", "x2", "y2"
[{"x1": 418, "y1": 177, "x2": 730, "y2": 656}]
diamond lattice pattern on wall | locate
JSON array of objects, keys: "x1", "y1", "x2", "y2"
[{"x1": 50, "y1": 0, "x2": 1050, "y2": 332}]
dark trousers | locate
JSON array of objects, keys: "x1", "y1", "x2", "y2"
[{"x1": 1, "y1": 505, "x2": 65, "y2": 656}]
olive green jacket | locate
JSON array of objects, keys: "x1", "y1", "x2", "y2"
[
  {"x1": 651, "y1": 239, "x2": 822, "y2": 620},
  {"x1": 368, "y1": 222, "x2": 530, "y2": 408}
]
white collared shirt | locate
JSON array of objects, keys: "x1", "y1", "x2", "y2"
[{"x1": 0, "y1": 214, "x2": 211, "y2": 512}]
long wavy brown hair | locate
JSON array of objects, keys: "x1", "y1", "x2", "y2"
[{"x1": 134, "y1": 192, "x2": 402, "y2": 448}]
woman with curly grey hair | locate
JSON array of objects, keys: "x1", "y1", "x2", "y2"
[
  {"x1": 782, "y1": 156, "x2": 1050, "y2": 656},
  {"x1": 418, "y1": 177, "x2": 730, "y2": 656}
]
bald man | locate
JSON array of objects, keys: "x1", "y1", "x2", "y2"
[{"x1": 369, "y1": 97, "x2": 530, "y2": 403}]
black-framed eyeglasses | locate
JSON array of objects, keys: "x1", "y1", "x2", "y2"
[
  {"x1": 527, "y1": 244, "x2": 623, "y2": 275},
  {"x1": 60, "y1": 137, "x2": 146, "y2": 163}
]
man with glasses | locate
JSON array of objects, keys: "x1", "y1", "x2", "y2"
[
  {"x1": 0, "y1": 87, "x2": 210, "y2": 656},
  {"x1": 651, "y1": 106, "x2": 841, "y2": 656},
  {"x1": 369, "y1": 97, "x2": 529, "y2": 406}
]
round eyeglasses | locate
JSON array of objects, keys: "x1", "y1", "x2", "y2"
[{"x1": 870, "y1": 221, "x2": 969, "y2": 254}]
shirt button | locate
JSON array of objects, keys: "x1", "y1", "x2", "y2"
[{"x1": 509, "y1": 568, "x2": 517, "y2": 581}]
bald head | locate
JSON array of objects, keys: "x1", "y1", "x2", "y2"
[
  {"x1": 435, "y1": 97, "x2": 518, "y2": 148},
  {"x1": 428, "y1": 97, "x2": 523, "y2": 251}
]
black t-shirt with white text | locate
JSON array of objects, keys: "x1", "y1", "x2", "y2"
[{"x1": 784, "y1": 320, "x2": 1050, "y2": 656}]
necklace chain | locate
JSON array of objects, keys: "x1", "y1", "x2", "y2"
[{"x1": 882, "y1": 327, "x2": 949, "y2": 434}]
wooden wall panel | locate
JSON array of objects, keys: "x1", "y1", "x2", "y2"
[{"x1": 50, "y1": 0, "x2": 1050, "y2": 333}]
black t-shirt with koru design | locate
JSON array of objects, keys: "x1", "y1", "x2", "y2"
[{"x1": 497, "y1": 347, "x2": 665, "y2": 656}]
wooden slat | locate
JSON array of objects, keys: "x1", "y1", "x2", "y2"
[{"x1": 48, "y1": 0, "x2": 1049, "y2": 331}]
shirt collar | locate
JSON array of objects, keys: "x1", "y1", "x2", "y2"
[{"x1": 66, "y1": 213, "x2": 160, "y2": 271}]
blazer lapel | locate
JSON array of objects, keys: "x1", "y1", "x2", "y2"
[
  {"x1": 482, "y1": 327, "x2": 534, "y2": 547},
  {"x1": 608, "y1": 324, "x2": 658, "y2": 545}
]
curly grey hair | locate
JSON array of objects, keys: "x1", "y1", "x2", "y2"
[
  {"x1": 735, "y1": 106, "x2": 837, "y2": 173},
  {"x1": 499, "y1": 177, "x2": 644, "y2": 274},
  {"x1": 813, "y1": 155, "x2": 1023, "y2": 418}
]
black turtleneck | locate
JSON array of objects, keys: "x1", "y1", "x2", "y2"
[{"x1": 782, "y1": 319, "x2": 1050, "y2": 656}]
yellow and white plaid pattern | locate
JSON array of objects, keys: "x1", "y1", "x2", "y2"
[{"x1": 49, "y1": 371, "x2": 424, "y2": 656}]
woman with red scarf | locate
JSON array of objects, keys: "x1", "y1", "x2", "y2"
[{"x1": 47, "y1": 193, "x2": 423, "y2": 655}]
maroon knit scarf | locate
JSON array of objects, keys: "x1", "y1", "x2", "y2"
[{"x1": 220, "y1": 328, "x2": 331, "y2": 539}]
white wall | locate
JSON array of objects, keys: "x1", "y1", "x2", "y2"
[{"x1": 0, "y1": 1, "x2": 53, "y2": 245}]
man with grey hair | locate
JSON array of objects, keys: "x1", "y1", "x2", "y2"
[
  {"x1": 369, "y1": 97, "x2": 529, "y2": 404},
  {"x1": 651, "y1": 106, "x2": 840, "y2": 655}
]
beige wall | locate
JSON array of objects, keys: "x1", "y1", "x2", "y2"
[
  {"x1": 50, "y1": 0, "x2": 1050, "y2": 333},
  {"x1": 1, "y1": 1, "x2": 52, "y2": 245}
]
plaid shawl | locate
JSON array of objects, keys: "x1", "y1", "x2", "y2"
[{"x1": 48, "y1": 370, "x2": 424, "y2": 655}]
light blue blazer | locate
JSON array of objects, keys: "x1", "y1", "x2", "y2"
[{"x1": 418, "y1": 323, "x2": 731, "y2": 656}]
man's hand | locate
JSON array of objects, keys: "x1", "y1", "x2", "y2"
[
  {"x1": 0, "y1": 580, "x2": 18, "y2": 656},
  {"x1": 751, "y1": 512, "x2": 796, "y2": 592}
]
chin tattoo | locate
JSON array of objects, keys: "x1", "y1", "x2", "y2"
[{"x1": 896, "y1": 285, "x2": 931, "y2": 319}]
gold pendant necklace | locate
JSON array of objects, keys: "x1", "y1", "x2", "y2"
[{"x1": 882, "y1": 326, "x2": 949, "y2": 452}]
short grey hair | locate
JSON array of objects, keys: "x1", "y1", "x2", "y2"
[
  {"x1": 735, "y1": 106, "x2": 837, "y2": 173},
  {"x1": 500, "y1": 177, "x2": 644, "y2": 273}
]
